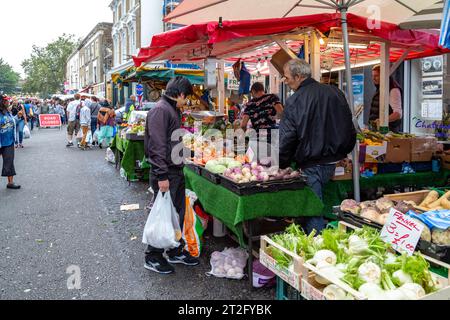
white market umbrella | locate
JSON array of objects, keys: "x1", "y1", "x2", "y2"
[
  {"x1": 165, "y1": 0, "x2": 441, "y2": 26},
  {"x1": 399, "y1": 1, "x2": 445, "y2": 29},
  {"x1": 165, "y1": 0, "x2": 440, "y2": 201}
]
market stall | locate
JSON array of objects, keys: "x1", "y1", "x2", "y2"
[{"x1": 131, "y1": 12, "x2": 450, "y2": 289}]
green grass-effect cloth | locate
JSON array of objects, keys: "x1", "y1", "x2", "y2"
[
  {"x1": 323, "y1": 169, "x2": 450, "y2": 219},
  {"x1": 184, "y1": 167, "x2": 324, "y2": 247},
  {"x1": 110, "y1": 135, "x2": 149, "y2": 180}
]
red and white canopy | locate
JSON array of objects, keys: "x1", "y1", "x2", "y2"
[
  {"x1": 164, "y1": 0, "x2": 441, "y2": 26},
  {"x1": 133, "y1": 13, "x2": 448, "y2": 67}
]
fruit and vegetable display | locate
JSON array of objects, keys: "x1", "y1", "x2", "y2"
[
  {"x1": 222, "y1": 164, "x2": 301, "y2": 184},
  {"x1": 357, "y1": 129, "x2": 415, "y2": 146},
  {"x1": 339, "y1": 191, "x2": 450, "y2": 247},
  {"x1": 266, "y1": 224, "x2": 447, "y2": 300}
]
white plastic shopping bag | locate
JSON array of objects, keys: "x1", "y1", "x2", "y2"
[
  {"x1": 207, "y1": 247, "x2": 248, "y2": 280},
  {"x1": 86, "y1": 130, "x2": 93, "y2": 145},
  {"x1": 93, "y1": 130, "x2": 99, "y2": 143},
  {"x1": 23, "y1": 125, "x2": 31, "y2": 139},
  {"x1": 105, "y1": 147, "x2": 116, "y2": 164},
  {"x1": 142, "y1": 192, "x2": 182, "y2": 250}
]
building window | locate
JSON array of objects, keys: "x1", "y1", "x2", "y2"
[{"x1": 94, "y1": 66, "x2": 97, "y2": 84}]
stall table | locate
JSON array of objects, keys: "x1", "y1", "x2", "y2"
[
  {"x1": 110, "y1": 133, "x2": 150, "y2": 182},
  {"x1": 184, "y1": 167, "x2": 324, "y2": 287}
]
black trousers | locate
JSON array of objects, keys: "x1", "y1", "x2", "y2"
[
  {"x1": 146, "y1": 168, "x2": 186, "y2": 256},
  {"x1": 0, "y1": 145, "x2": 16, "y2": 177}
]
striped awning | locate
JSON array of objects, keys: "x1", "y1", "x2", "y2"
[{"x1": 399, "y1": 1, "x2": 444, "y2": 30}]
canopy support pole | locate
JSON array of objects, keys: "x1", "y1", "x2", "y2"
[
  {"x1": 340, "y1": 6, "x2": 361, "y2": 202},
  {"x1": 217, "y1": 60, "x2": 226, "y2": 114},
  {"x1": 380, "y1": 42, "x2": 390, "y2": 131},
  {"x1": 310, "y1": 31, "x2": 321, "y2": 81},
  {"x1": 269, "y1": 64, "x2": 281, "y2": 95}
]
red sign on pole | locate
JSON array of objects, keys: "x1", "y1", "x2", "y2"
[{"x1": 39, "y1": 114, "x2": 62, "y2": 128}]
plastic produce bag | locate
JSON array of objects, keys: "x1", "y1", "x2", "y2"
[
  {"x1": 105, "y1": 148, "x2": 115, "y2": 164},
  {"x1": 183, "y1": 190, "x2": 205, "y2": 258},
  {"x1": 142, "y1": 192, "x2": 181, "y2": 250},
  {"x1": 93, "y1": 130, "x2": 99, "y2": 143},
  {"x1": 86, "y1": 130, "x2": 93, "y2": 145},
  {"x1": 23, "y1": 125, "x2": 31, "y2": 139},
  {"x1": 207, "y1": 247, "x2": 248, "y2": 280}
]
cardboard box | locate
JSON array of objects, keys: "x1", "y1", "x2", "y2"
[
  {"x1": 385, "y1": 138, "x2": 411, "y2": 163},
  {"x1": 441, "y1": 153, "x2": 450, "y2": 170},
  {"x1": 411, "y1": 151, "x2": 433, "y2": 162},
  {"x1": 411, "y1": 137, "x2": 437, "y2": 153},
  {"x1": 332, "y1": 166, "x2": 353, "y2": 181},
  {"x1": 360, "y1": 142, "x2": 388, "y2": 163}
]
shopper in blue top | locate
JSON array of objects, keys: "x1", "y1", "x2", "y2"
[{"x1": 0, "y1": 94, "x2": 21, "y2": 189}]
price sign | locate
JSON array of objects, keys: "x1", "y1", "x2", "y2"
[{"x1": 380, "y1": 208, "x2": 424, "y2": 256}]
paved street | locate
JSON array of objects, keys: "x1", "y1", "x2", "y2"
[{"x1": 0, "y1": 128, "x2": 273, "y2": 300}]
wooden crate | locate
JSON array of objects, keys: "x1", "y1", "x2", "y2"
[
  {"x1": 301, "y1": 221, "x2": 450, "y2": 300},
  {"x1": 383, "y1": 190, "x2": 430, "y2": 204},
  {"x1": 301, "y1": 274, "x2": 327, "y2": 300},
  {"x1": 259, "y1": 235, "x2": 307, "y2": 292}
]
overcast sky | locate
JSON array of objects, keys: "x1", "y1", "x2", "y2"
[{"x1": 0, "y1": 0, "x2": 113, "y2": 77}]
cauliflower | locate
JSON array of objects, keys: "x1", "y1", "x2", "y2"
[
  {"x1": 375, "y1": 197, "x2": 394, "y2": 213},
  {"x1": 340, "y1": 199, "x2": 361, "y2": 215},
  {"x1": 431, "y1": 228, "x2": 450, "y2": 246},
  {"x1": 360, "y1": 207, "x2": 381, "y2": 222}
]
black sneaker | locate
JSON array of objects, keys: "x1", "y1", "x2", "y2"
[
  {"x1": 144, "y1": 256, "x2": 175, "y2": 274},
  {"x1": 66, "y1": 142, "x2": 74, "y2": 147},
  {"x1": 167, "y1": 250, "x2": 200, "y2": 266}
]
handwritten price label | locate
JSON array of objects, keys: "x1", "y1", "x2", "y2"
[{"x1": 380, "y1": 208, "x2": 424, "y2": 256}]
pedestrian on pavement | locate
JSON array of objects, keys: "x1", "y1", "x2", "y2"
[
  {"x1": 33, "y1": 102, "x2": 41, "y2": 128},
  {"x1": 79, "y1": 101, "x2": 91, "y2": 150},
  {"x1": 54, "y1": 100, "x2": 64, "y2": 125},
  {"x1": 66, "y1": 94, "x2": 82, "y2": 147},
  {"x1": 24, "y1": 100, "x2": 35, "y2": 131},
  {"x1": 0, "y1": 94, "x2": 21, "y2": 190},
  {"x1": 97, "y1": 101, "x2": 115, "y2": 149},
  {"x1": 144, "y1": 76, "x2": 199, "y2": 275},
  {"x1": 280, "y1": 59, "x2": 356, "y2": 234},
  {"x1": 11, "y1": 100, "x2": 27, "y2": 148},
  {"x1": 89, "y1": 96, "x2": 101, "y2": 142},
  {"x1": 123, "y1": 95, "x2": 137, "y2": 123}
]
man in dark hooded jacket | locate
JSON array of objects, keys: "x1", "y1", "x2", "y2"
[{"x1": 280, "y1": 59, "x2": 356, "y2": 234}]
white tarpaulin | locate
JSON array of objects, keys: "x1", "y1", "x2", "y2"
[{"x1": 165, "y1": 0, "x2": 441, "y2": 26}]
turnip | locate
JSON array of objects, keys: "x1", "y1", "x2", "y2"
[
  {"x1": 251, "y1": 162, "x2": 258, "y2": 169},
  {"x1": 242, "y1": 168, "x2": 251, "y2": 175},
  {"x1": 224, "y1": 169, "x2": 232, "y2": 177},
  {"x1": 234, "y1": 173, "x2": 243, "y2": 180},
  {"x1": 251, "y1": 169, "x2": 259, "y2": 176},
  {"x1": 392, "y1": 270, "x2": 413, "y2": 286},
  {"x1": 250, "y1": 176, "x2": 258, "y2": 182},
  {"x1": 358, "y1": 262, "x2": 382, "y2": 284},
  {"x1": 399, "y1": 283, "x2": 425, "y2": 300},
  {"x1": 323, "y1": 284, "x2": 347, "y2": 300}
]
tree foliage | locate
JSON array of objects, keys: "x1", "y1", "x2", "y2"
[
  {"x1": 21, "y1": 34, "x2": 78, "y2": 97},
  {"x1": 0, "y1": 58, "x2": 20, "y2": 94}
]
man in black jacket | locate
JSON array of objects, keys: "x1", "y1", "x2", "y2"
[
  {"x1": 280, "y1": 59, "x2": 356, "y2": 234},
  {"x1": 144, "y1": 76, "x2": 199, "y2": 274}
]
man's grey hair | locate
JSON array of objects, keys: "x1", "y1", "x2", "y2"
[{"x1": 284, "y1": 59, "x2": 312, "y2": 79}]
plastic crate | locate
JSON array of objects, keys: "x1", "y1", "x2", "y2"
[
  {"x1": 220, "y1": 175, "x2": 307, "y2": 196},
  {"x1": 275, "y1": 277, "x2": 303, "y2": 301}
]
